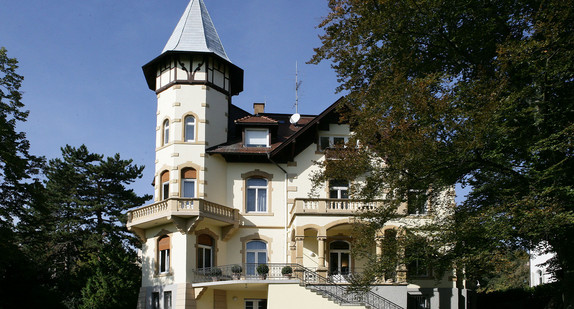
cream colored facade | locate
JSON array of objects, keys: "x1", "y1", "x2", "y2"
[{"x1": 128, "y1": 1, "x2": 469, "y2": 309}]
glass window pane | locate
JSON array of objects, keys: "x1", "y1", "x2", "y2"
[
  {"x1": 246, "y1": 241, "x2": 266, "y2": 250},
  {"x1": 205, "y1": 248, "x2": 212, "y2": 268},
  {"x1": 245, "y1": 129, "x2": 268, "y2": 146},
  {"x1": 183, "y1": 180, "x2": 195, "y2": 198},
  {"x1": 257, "y1": 252, "x2": 266, "y2": 264},
  {"x1": 247, "y1": 178, "x2": 267, "y2": 187},
  {"x1": 320, "y1": 136, "x2": 330, "y2": 150},
  {"x1": 247, "y1": 189, "x2": 256, "y2": 212},
  {"x1": 164, "y1": 291, "x2": 172, "y2": 309},
  {"x1": 257, "y1": 189, "x2": 267, "y2": 212}
]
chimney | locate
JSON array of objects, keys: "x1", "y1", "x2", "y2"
[{"x1": 253, "y1": 103, "x2": 265, "y2": 115}]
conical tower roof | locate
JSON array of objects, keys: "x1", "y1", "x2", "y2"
[{"x1": 162, "y1": 0, "x2": 229, "y2": 61}]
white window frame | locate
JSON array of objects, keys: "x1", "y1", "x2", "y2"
[
  {"x1": 245, "y1": 299, "x2": 267, "y2": 309},
  {"x1": 184, "y1": 115, "x2": 195, "y2": 142},
  {"x1": 329, "y1": 180, "x2": 349, "y2": 199},
  {"x1": 163, "y1": 120, "x2": 170, "y2": 145},
  {"x1": 197, "y1": 244, "x2": 213, "y2": 269},
  {"x1": 319, "y1": 136, "x2": 349, "y2": 150},
  {"x1": 246, "y1": 178, "x2": 267, "y2": 212},
  {"x1": 162, "y1": 180, "x2": 169, "y2": 200},
  {"x1": 181, "y1": 178, "x2": 196, "y2": 198},
  {"x1": 245, "y1": 129, "x2": 269, "y2": 147},
  {"x1": 159, "y1": 247, "x2": 170, "y2": 273}
]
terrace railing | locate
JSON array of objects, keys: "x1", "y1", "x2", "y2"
[{"x1": 190, "y1": 263, "x2": 403, "y2": 309}]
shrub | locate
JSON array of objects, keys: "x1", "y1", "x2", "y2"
[
  {"x1": 281, "y1": 266, "x2": 293, "y2": 275},
  {"x1": 256, "y1": 264, "x2": 269, "y2": 275}
]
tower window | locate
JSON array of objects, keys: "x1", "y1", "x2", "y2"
[
  {"x1": 158, "y1": 235, "x2": 171, "y2": 274},
  {"x1": 181, "y1": 168, "x2": 196, "y2": 198},
  {"x1": 184, "y1": 115, "x2": 195, "y2": 142},
  {"x1": 245, "y1": 129, "x2": 269, "y2": 147},
  {"x1": 161, "y1": 171, "x2": 169, "y2": 200},
  {"x1": 163, "y1": 119, "x2": 170, "y2": 145}
]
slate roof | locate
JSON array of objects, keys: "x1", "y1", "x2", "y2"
[{"x1": 162, "y1": 0, "x2": 229, "y2": 61}]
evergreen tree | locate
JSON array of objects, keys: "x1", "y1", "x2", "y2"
[
  {"x1": 311, "y1": 0, "x2": 573, "y2": 305},
  {"x1": 20, "y1": 145, "x2": 151, "y2": 308},
  {"x1": 0, "y1": 47, "x2": 58, "y2": 308}
]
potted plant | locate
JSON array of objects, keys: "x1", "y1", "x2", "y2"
[
  {"x1": 256, "y1": 264, "x2": 269, "y2": 279},
  {"x1": 281, "y1": 266, "x2": 293, "y2": 279},
  {"x1": 231, "y1": 264, "x2": 242, "y2": 280},
  {"x1": 211, "y1": 267, "x2": 222, "y2": 281}
]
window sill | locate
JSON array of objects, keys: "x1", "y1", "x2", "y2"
[{"x1": 155, "y1": 271, "x2": 173, "y2": 278}]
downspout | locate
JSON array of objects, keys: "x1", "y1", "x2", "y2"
[{"x1": 267, "y1": 153, "x2": 289, "y2": 263}]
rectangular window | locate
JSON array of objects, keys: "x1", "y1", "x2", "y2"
[
  {"x1": 407, "y1": 190, "x2": 428, "y2": 215},
  {"x1": 164, "y1": 291, "x2": 172, "y2": 309},
  {"x1": 245, "y1": 129, "x2": 269, "y2": 147},
  {"x1": 182, "y1": 179, "x2": 195, "y2": 198},
  {"x1": 246, "y1": 178, "x2": 267, "y2": 212},
  {"x1": 318, "y1": 136, "x2": 348, "y2": 151},
  {"x1": 159, "y1": 249, "x2": 170, "y2": 273},
  {"x1": 151, "y1": 292, "x2": 160, "y2": 309},
  {"x1": 162, "y1": 181, "x2": 170, "y2": 200},
  {"x1": 245, "y1": 299, "x2": 267, "y2": 309}
]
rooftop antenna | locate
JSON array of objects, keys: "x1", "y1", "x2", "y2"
[{"x1": 290, "y1": 61, "x2": 302, "y2": 125}]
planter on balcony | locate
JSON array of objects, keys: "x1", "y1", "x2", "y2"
[
  {"x1": 231, "y1": 264, "x2": 242, "y2": 280},
  {"x1": 257, "y1": 264, "x2": 269, "y2": 279}
]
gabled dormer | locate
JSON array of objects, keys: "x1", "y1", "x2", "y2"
[{"x1": 235, "y1": 104, "x2": 279, "y2": 148}]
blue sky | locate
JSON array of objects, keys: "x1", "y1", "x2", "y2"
[
  {"x1": 1, "y1": 0, "x2": 341, "y2": 200},
  {"x1": 2, "y1": 0, "x2": 469, "y2": 204}
]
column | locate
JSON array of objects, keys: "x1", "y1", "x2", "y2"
[
  {"x1": 317, "y1": 236, "x2": 327, "y2": 268},
  {"x1": 295, "y1": 236, "x2": 304, "y2": 265}
]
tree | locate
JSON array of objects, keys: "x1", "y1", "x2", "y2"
[
  {"x1": 311, "y1": 0, "x2": 573, "y2": 305},
  {"x1": 19, "y1": 145, "x2": 151, "y2": 308},
  {"x1": 0, "y1": 46, "x2": 43, "y2": 228},
  {"x1": 0, "y1": 47, "x2": 58, "y2": 308}
]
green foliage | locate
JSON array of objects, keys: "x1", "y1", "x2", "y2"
[
  {"x1": 18, "y1": 145, "x2": 151, "y2": 307},
  {"x1": 281, "y1": 266, "x2": 293, "y2": 275},
  {"x1": 311, "y1": 0, "x2": 574, "y2": 302},
  {"x1": 256, "y1": 264, "x2": 269, "y2": 275},
  {"x1": 231, "y1": 264, "x2": 242, "y2": 273},
  {"x1": 0, "y1": 46, "x2": 44, "y2": 227}
]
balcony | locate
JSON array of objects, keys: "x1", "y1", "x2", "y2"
[
  {"x1": 292, "y1": 198, "x2": 389, "y2": 215},
  {"x1": 127, "y1": 198, "x2": 239, "y2": 239}
]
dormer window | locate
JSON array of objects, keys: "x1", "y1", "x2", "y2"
[{"x1": 245, "y1": 129, "x2": 269, "y2": 147}]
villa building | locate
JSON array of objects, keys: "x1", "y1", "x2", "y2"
[{"x1": 127, "y1": 1, "x2": 470, "y2": 308}]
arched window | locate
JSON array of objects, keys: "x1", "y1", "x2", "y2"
[
  {"x1": 246, "y1": 240, "x2": 267, "y2": 275},
  {"x1": 162, "y1": 119, "x2": 170, "y2": 145},
  {"x1": 246, "y1": 178, "x2": 267, "y2": 212},
  {"x1": 184, "y1": 115, "x2": 195, "y2": 142},
  {"x1": 160, "y1": 171, "x2": 169, "y2": 200},
  {"x1": 329, "y1": 240, "x2": 350, "y2": 275},
  {"x1": 197, "y1": 234, "x2": 213, "y2": 269},
  {"x1": 181, "y1": 168, "x2": 196, "y2": 198},
  {"x1": 158, "y1": 235, "x2": 170, "y2": 273}
]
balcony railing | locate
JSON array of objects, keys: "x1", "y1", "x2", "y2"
[
  {"x1": 191, "y1": 263, "x2": 403, "y2": 309},
  {"x1": 127, "y1": 198, "x2": 238, "y2": 228},
  {"x1": 292, "y1": 198, "x2": 388, "y2": 215}
]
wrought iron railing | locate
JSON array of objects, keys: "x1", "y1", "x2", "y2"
[{"x1": 190, "y1": 263, "x2": 403, "y2": 309}]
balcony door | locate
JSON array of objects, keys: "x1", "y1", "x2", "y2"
[
  {"x1": 329, "y1": 240, "x2": 350, "y2": 276},
  {"x1": 246, "y1": 240, "x2": 267, "y2": 276},
  {"x1": 197, "y1": 234, "x2": 213, "y2": 269}
]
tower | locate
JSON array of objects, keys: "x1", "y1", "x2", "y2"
[{"x1": 142, "y1": 0, "x2": 243, "y2": 204}]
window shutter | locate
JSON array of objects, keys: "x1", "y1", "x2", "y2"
[
  {"x1": 198, "y1": 234, "x2": 213, "y2": 246},
  {"x1": 182, "y1": 168, "x2": 196, "y2": 179},
  {"x1": 159, "y1": 236, "x2": 170, "y2": 251},
  {"x1": 161, "y1": 171, "x2": 170, "y2": 183}
]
